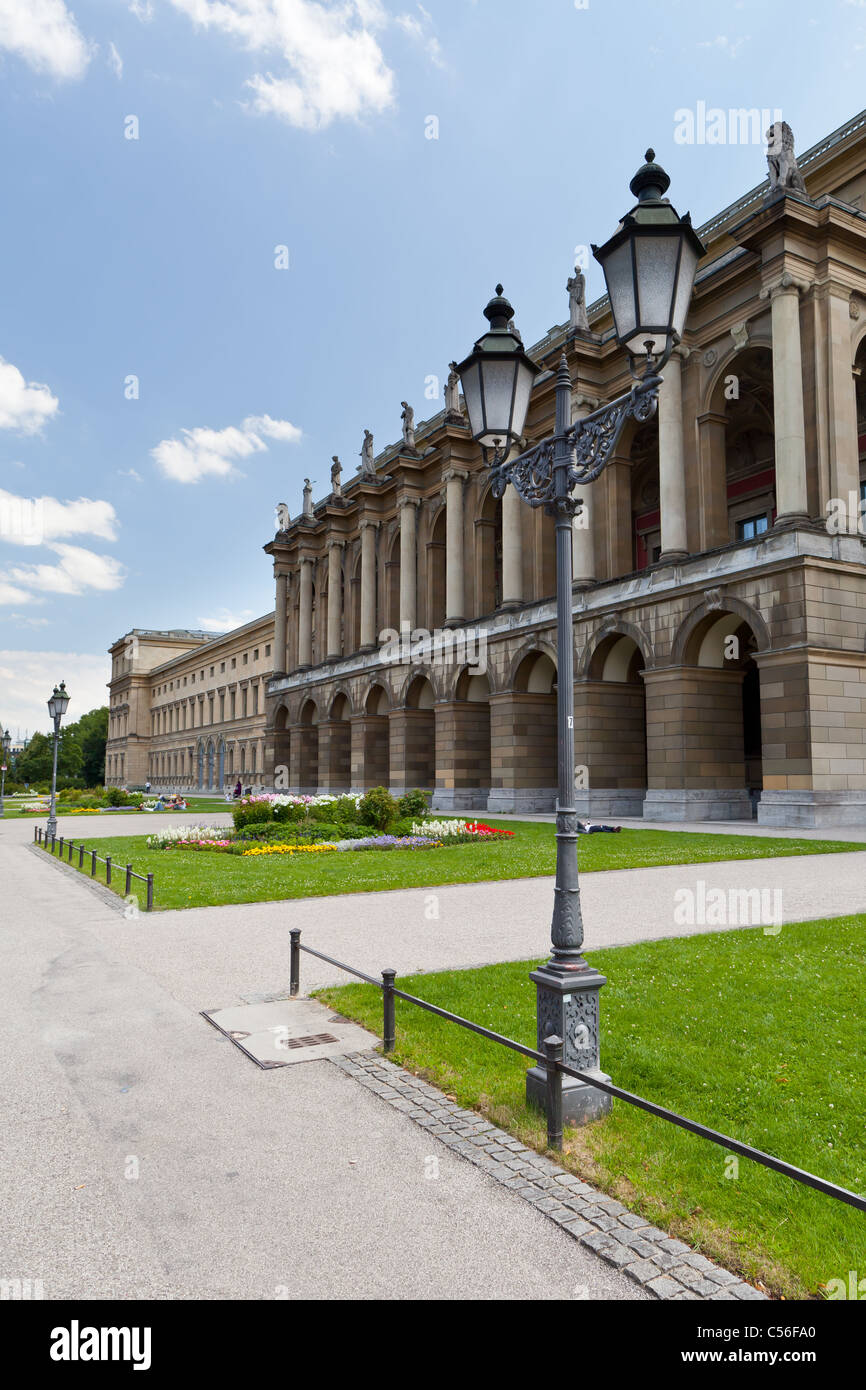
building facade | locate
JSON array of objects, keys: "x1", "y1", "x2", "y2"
[
  {"x1": 108, "y1": 112, "x2": 866, "y2": 826},
  {"x1": 105, "y1": 617, "x2": 273, "y2": 790}
]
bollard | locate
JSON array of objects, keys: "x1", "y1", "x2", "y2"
[
  {"x1": 382, "y1": 968, "x2": 397, "y2": 1053},
  {"x1": 125, "y1": 864, "x2": 132, "y2": 895},
  {"x1": 105, "y1": 855, "x2": 112, "y2": 887},
  {"x1": 91, "y1": 850, "x2": 97, "y2": 877},
  {"x1": 290, "y1": 928, "x2": 301, "y2": 996},
  {"x1": 146, "y1": 873, "x2": 153, "y2": 912},
  {"x1": 79, "y1": 844, "x2": 85, "y2": 869},
  {"x1": 68, "y1": 840, "x2": 74, "y2": 863},
  {"x1": 544, "y1": 1034, "x2": 564, "y2": 1151}
]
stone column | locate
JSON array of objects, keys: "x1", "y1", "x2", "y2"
[
  {"x1": 298, "y1": 557, "x2": 313, "y2": 669},
  {"x1": 827, "y1": 287, "x2": 860, "y2": 504},
  {"x1": 658, "y1": 346, "x2": 689, "y2": 561},
  {"x1": 763, "y1": 273, "x2": 809, "y2": 524},
  {"x1": 274, "y1": 570, "x2": 288, "y2": 674},
  {"x1": 359, "y1": 521, "x2": 378, "y2": 650},
  {"x1": 444, "y1": 469, "x2": 467, "y2": 625},
  {"x1": 326, "y1": 540, "x2": 343, "y2": 659},
  {"x1": 571, "y1": 394, "x2": 597, "y2": 585},
  {"x1": 501, "y1": 482, "x2": 523, "y2": 605},
  {"x1": 399, "y1": 496, "x2": 420, "y2": 628}
]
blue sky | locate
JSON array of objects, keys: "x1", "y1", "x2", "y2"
[{"x1": 1, "y1": 0, "x2": 865, "y2": 735}]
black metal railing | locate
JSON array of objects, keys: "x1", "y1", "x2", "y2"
[
  {"x1": 289, "y1": 928, "x2": 866, "y2": 1214},
  {"x1": 34, "y1": 824, "x2": 154, "y2": 911}
]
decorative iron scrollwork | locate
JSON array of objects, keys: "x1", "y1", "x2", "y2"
[{"x1": 492, "y1": 374, "x2": 663, "y2": 512}]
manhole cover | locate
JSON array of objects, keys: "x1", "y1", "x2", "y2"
[{"x1": 201, "y1": 999, "x2": 378, "y2": 1069}]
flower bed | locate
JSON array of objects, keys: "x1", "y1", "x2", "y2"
[{"x1": 410, "y1": 818, "x2": 514, "y2": 841}]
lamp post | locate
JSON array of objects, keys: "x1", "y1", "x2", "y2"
[
  {"x1": 457, "y1": 151, "x2": 704, "y2": 1124},
  {"x1": 46, "y1": 681, "x2": 70, "y2": 841},
  {"x1": 0, "y1": 727, "x2": 10, "y2": 814}
]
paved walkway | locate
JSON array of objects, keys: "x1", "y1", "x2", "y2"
[{"x1": 6, "y1": 810, "x2": 866, "y2": 1300}]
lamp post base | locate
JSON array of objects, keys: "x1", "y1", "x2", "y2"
[{"x1": 526, "y1": 960, "x2": 612, "y2": 1127}]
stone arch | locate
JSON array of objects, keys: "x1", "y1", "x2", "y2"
[
  {"x1": 701, "y1": 343, "x2": 777, "y2": 546},
  {"x1": 426, "y1": 503, "x2": 447, "y2": 630},
  {"x1": 356, "y1": 681, "x2": 390, "y2": 789},
  {"x1": 396, "y1": 663, "x2": 442, "y2": 708},
  {"x1": 578, "y1": 618, "x2": 654, "y2": 677},
  {"x1": 432, "y1": 664, "x2": 492, "y2": 813},
  {"x1": 205, "y1": 738, "x2": 215, "y2": 790},
  {"x1": 392, "y1": 673, "x2": 436, "y2": 792},
  {"x1": 507, "y1": 638, "x2": 558, "y2": 692},
  {"x1": 703, "y1": 336, "x2": 773, "y2": 416},
  {"x1": 364, "y1": 681, "x2": 391, "y2": 715},
  {"x1": 672, "y1": 596, "x2": 771, "y2": 668},
  {"x1": 321, "y1": 690, "x2": 351, "y2": 790},
  {"x1": 576, "y1": 628, "x2": 649, "y2": 816},
  {"x1": 297, "y1": 697, "x2": 319, "y2": 791}
]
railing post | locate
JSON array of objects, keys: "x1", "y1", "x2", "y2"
[
  {"x1": 34, "y1": 826, "x2": 38, "y2": 843},
  {"x1": 58, "y1": 836, "x2": 64, "y2": 858},
  {"x1": 91, "y1": 849, "x2": 97, "y2": 877},
  {"x1": 68, "y1": 840, "x2": 74, "y2": 863},
  {"x1": 51, "y1": 834, "x2": 56, "y2": 853},
  {"x1": 544, "y1": 1034, "x2": 564, "y2": 1151},
  {"x1": 382, "y1": 968, "x2": 396, "y2": 1053},
  {"x1": 79, "y1": 844, "x2": 85, "y2": 869},
  {"x1": 125, "y1": 864, "x2": 132, "y2": 895},
  {"x1": 105, "y1": 855, "x2": 111, "y2": 887},
  {"x1": 146, "y1": 874, "x2": 154, "y2": 912},
  {"x1": 290, "y1": 928, "x2": 301, "y2": 996}
]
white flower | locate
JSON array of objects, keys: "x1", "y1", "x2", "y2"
[{"x1": 411, "y1": 818, "x2": 467, "y2": 839}]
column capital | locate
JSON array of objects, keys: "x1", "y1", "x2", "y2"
[
  {"x1": 398, "y1": 493, "x2": 422, "y2": 511},
  {"x1": 760, "y1": 270, "x2": 811, "y2": 301},
  {"x1": 671, "y1": 342, "x2": 691, "y2": 363},
  {"x1": 442, "y1": 467, "x2": 468, "y2": 484},
  {"x1": 359, "y1": 518, "x2": 380, "y2": 533},
  {"x1": 327, "y1": 537, "x2": 345, "y2": 552},
  {"x1": 571, "y1": 393, "x2": 600, "y2": 415}
]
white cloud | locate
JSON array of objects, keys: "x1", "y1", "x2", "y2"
[
  {"x1": 396, "y1": 4, "x2": 443, "y2": 68},
  {"x1": 169, "y1": 0, "x2": 396, "y2": 130},
  {"x1": 0, "y1": 489, "x2": 119, "y2": 547},
  {"x1": 0, "y1": 579, "x2": 37, "y2": 605},
  {"x1": 107, "y1": 41, "x2": 123, "y2": 79},
  {"x1": 0, "y1": 357, "x2": 59, "y2": 434},
  {"x1": 0, "y1": 0, "x2": 91, "y2": 79},
  {"x1": 697, "y1": 35, "x2": 750, "y2": 59},
  {"x1": 152, "y1": 414, "x2": 301, "y2": 483},
  {"x1": 129, "y1": 0, "x2": 154, "y2": 20},
  {"x1": 117, "y1": 468, "x2": 142, "y2": 482},
  {"x1": 0, "y1": 649, "x2": 110, "y2": 735},
  {"x1": 198, "y1": 607, "x2": 256, "y2": 632},
  {"x1": 2, "y1": 543, "x2": 126, "y2": 597}
]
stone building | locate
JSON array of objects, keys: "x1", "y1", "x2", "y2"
[
  {"x1": 264, "y1": 111, "x2": 866, "y2": 827},
  {"x1": 105, "y1": 617, "x2": 273, "y2": 790}
]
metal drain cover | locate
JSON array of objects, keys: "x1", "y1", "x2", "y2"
[{"x1": 202, "y1": 998, "x2": 378, "y2": 1069}]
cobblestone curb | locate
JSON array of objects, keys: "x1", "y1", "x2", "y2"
[{"x1": 331, "y1": 1050, "x2": 768, "y2": 1303}]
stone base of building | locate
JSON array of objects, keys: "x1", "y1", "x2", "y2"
[
  {"x1": 486, "y1": 787, "x2": 557, "y2": 814},
  {"x1": 642, "y1": 788, "x2": 754, "y2": 821},
  {"x1": 431, "y1": 788, "x2": 490, "y2": 812},
  {"x1": 757, "y1": 789, "x2": 866, "y2": 827},
  {"x1": 574, "y1": 788, "x2": 647, "y2": 820}
]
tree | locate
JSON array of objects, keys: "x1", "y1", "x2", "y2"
[
  {"x1": 74, "y1": 707, "x2": 109, "y2": 786},
  {"x1": 16, "y1": 706, "x2": 107, "y2": 787}
]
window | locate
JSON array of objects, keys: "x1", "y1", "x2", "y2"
[
  {"x1": 220, "y1": 662, "x2": 225, "y2": 673},
  {"x1": 191, "y1": 673, "x2": 195, "y2": 684},
  {"x1": 243, "y1": 653, "x2": 248, "y2": 665},
  {"x1": 254, "y1": 648, "x2": 259, "y2": 660},
  {"x1": 265, "y1": 644, "x2": 271, "y2": 657},
  {"x1": 231, "y1": 658, "x2": 236, "y2": 669},
  {"x1": 209, "y1": 666, "x2": 214, "y2": 676},
  {"x1": 736, "y1": 514, "x2": 769, "y2": 541},
  {"x1": 860, "y1": 479, "x2": 866, "y2": 505}
]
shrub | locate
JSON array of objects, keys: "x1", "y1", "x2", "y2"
[
  {"x1": 232, "y1": 801, "x2": 274, "y2": 829},
  {"x1": 396, "y1": 789, "x2": 430, "y2": 820},
  {"x1": 358, "y1": 786, "x2": 397, "y2": 831},
  {"x1": 105, "y1": 786, "x2": 125, "y2": 807}
]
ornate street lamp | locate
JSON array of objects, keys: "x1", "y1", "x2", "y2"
[
  {"x1": 46, "y1": 680, "x2": 70, "y2": 840},
  {"x1": 457, "y1": 151, "x2": 704, "y2": 1126},
  {"x1": 0, "y1": 727, "x2": 11, "y2": 814}
]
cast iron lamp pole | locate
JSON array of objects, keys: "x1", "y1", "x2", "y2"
[
  {"x1": 0, "y1": 727, "x2": 10, "y2": 814},
  {"x1": 46, "y1": 681, "x2": 70, "y2": 841},
  {"x1": 457, "y1": 151, "x2": 705, "y2": 1124}
]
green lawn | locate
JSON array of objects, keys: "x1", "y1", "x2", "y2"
[
  {"x1": 35, "y1": 821, "x2": 865, "y2": 909},
  {"x1": 317, "y1": 916, "x2": 866, "y2": 1300},
  {"x1": 5, "y1": 794, "x2": 230, "y2": 819}
]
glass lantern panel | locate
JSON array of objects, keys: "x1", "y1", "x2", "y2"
[
  {"x1": 476, "y1": 359, "x2": 518, "y2": 447},
  {"x1": 602, "y1": 240, "x2": 637, "y2": 344},
  {"x1": 671, "y1": 240, "x2": 700, "y2": 338},
  {"x1": 634, "y1": 234, "x2": 680, "y2": 331}
]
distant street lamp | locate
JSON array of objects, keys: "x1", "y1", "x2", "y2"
[
  {"x1": 46, "y1": 681, "x2": 70, "y2": 841},
  {"x1": 0, "y1": 726, "x2": 11, "y2": 814},
  {"x1": 457, "y1": 151, "x2": 704, "y2": 1125}
]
